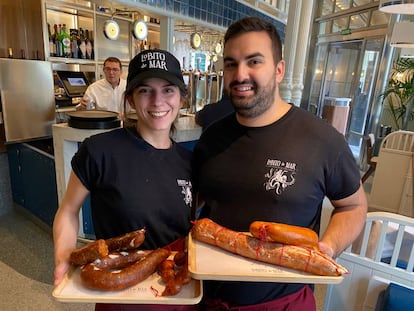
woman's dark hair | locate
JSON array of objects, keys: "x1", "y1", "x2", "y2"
[{"x1": 224, "y1": 17, "x2": 283, "y2": 64}]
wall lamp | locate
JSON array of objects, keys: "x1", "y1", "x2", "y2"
[{"x1": 379, "y1": 0, "x2": 414, "y2": 14}]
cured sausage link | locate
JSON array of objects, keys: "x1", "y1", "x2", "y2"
[
  {"x1": 94, "y1": 249, "x2": 152, "y2": 270},
  {"x1": 249, "y1": 221, "x2": 319, "y2": 250},
  {"x1": 80, "y1": 248, "x2": 170, "y2": 291},
  {"x1": 69, "y1": 239, "x2": 108, "y2": 266},
  {"x1": 105, "y1": 229, "x2": 146, "y2": 251},
  {"x1": 192, "y1": 218, "x2": 348, "y2": 276}
]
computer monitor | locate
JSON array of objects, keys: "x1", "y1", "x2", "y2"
[{"x1": 56, "y1": 70, "x2": 90, "y2": 98}]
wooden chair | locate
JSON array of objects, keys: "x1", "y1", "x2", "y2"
[{"x1": 361, "y1": 133, "x2": 378, "y2": 183}]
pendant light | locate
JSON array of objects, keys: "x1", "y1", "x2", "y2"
[
  {"x1": 379, "y1": 0, "x2": 414, "y2": 14},
  {"x1": 390, "y1": 21, "x2": 414, "y2": 48}
]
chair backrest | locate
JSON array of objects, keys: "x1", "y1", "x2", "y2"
[{"x1": 380, "y1": 130, "x2": 414, "y2": 154}]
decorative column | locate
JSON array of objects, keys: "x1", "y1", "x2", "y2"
[
  {"x1": 280, "y1": 0, "x2": 301, "y2": 104},
  {"x1": 280, "y1": 0, "x2": 314, "y2": 107}
]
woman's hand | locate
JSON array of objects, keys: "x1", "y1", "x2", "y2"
[{"x1": 54, "y1": 260, "x2": 70, "y2": 286}]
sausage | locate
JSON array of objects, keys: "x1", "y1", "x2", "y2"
[
  {"x1": 249, "y1": 221, "x2": 319, "y2": 250},
  {"x1": 80, "y1": 248, "x2": 170, "y2": 291},
  {"x1": 94, "y1": 249, "x2": 152, "y2": 270},
  {"x1": 105, "y1": 229, "x2": 146, "y2": 251},
  {"x1": 192, "y1": 218, "x2": 348, "y2": 276},
  {"x1": 160, "y1": 252, "x2": 192, "y2": 296},
  {"x1": 69, "y1": 239, "x2": 108, "y2": 266}
]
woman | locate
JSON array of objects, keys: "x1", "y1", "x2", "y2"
[{"x1": 53, "y1": 49, "x2": 197, "y2": 310}]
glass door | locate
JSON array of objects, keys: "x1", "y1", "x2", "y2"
[
  {"x1": 347, "y1": 38, "x2": 383, "y2": 164},
  {"x1": 309, "y1": 39, "x2": 383, "y2": 165}
]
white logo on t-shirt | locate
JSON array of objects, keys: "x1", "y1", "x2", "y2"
[{"x1": 263, "y1": 159, "x2": 296, "y2": 195}]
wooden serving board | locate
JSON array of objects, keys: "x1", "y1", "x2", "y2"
[
  {"x1": 53, "y1": 257, "x2": 202, "y2": 304},
  {"x1": 188, "y1": 233, "x2": 344, "y2": 284}
]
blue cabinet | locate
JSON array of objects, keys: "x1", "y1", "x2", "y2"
[{"x1": 7, "y1": 141, "x2": 58, "y2": 227}]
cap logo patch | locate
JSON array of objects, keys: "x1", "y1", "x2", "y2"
[{"x1": 141, "y1": 51, "x2": 168, "y2": 71}]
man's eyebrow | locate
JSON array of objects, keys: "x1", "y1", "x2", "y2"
[{"x1": 224, "y1": 52, "x2": 264, "y2": 62}]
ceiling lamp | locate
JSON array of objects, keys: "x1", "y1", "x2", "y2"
[
  {"x1": 390, "y1": 21, "x2": 414, "y2": 48},
  {"x1": 379, "y1": 0, "x2": 414, "y2": 14}
]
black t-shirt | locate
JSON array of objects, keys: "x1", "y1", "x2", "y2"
[
  {"x1": 193, "y1": 105, "x2": 361, "y2": 305},
  {"x1": 72, "y1": 127, "x2": 193, "y2": 249}
]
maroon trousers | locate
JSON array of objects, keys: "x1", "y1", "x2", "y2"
[
  {"x1": 95, "y1": 285, "x2": 315, "y2": 311},
  {"x1": 203, "y1": 285, "x2": 316, "y2": 311}
]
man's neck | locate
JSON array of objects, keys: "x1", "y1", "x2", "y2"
[{"x1": 236, "y1": 99, "x2": 291, "y2": 127}]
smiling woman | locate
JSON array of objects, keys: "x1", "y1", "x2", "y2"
[{"x1": 53, "y1": 49, "x2": 197, "y2": 311}]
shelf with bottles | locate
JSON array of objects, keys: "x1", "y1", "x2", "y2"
[{"x1": 45, "y1": 3, "x2": 95, "y2": 61}]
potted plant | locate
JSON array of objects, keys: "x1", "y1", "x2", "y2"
[{"x1": 380, "y1": 57, "x2": 414, "y2": 130}]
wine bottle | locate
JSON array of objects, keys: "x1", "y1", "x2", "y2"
[
  {"x1": 78, "y1": 28, "x2": 86, "y2": 59},
  {"x1": 61, "y1": 24, "x2": 71, "y2": 57},
  {"x1": 54, "y1": 24, "x2": 62, "y2": 57},
  {"x1": 70, "y1": 28, "x2": 79, "y2": 58},
  {"x1": 47, "y1": 23, "x2": 55, "y2": 57},
  {"x1": 85, "y1": 29, "x2": 93, "y2": 59}
]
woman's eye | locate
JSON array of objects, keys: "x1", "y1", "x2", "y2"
[{"x1": 137, "y1": 88, "x2": 150, "y2": 94}]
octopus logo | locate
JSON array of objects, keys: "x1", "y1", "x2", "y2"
[
  {"x1": 264, "y1": 159, "x2": 296, "y2": 195},
  {"x1": 177, "y1": 179, "x2": 192, "y2": 206}
]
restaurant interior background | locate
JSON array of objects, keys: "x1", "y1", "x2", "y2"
[{"x1": 1, "y1": 0, "x2": 413, "y2": 167}]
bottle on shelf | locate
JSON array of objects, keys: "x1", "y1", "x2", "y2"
[
  {"x1": 70, "y1": 28, "x2": 79, "y2": 58},
  {"x1": 78, "y1": 28, "x2": 87, "y2": 59},
  {"x1": 54, "y1": 24, "x2": 62, "y2": 57},
  {"x1": 85, "y1": 29, "x2": 93, "y2": 59},
  {"x1": 47, "y1": 23, "x2": 55, "y2": 57},
  {"x1": 61, "y1": 24, "x2": 71, "y2": 57},
  {"x1": 8, "y1": 47, "x2": 13, "y2": 58}
]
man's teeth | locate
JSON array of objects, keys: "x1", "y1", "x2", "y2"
[
  {"x1": 236, "y1": 86, "x2": 252, "y2": 91},
  {"x1": 150, "y1": 111, "x2": 167, "y2": 117}
]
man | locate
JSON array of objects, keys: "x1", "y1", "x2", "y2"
[
  {"x1": 79, "y1": 57, "x2": 126, "y2": 113},
  {"x1": 195, "y1": 95, "x2": 234, "y2": 131},
  {"x1": 193, "y1": 17, "x2": 367, "y2": 310}
]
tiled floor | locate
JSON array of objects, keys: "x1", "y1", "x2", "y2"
[{"x1": 0, "y1": 207, "x2": 94, "y2": 311}]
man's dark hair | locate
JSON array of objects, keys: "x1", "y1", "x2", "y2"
[
  {"x1": 224, "y1": 17, "x2": 283, "y2": 64},
  {"x1": 104, "y1": 57, "x2": 122, "y2": 70}
]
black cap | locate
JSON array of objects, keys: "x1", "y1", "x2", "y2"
[{"x1": 126, "y1": 49, "x2": 186, "y2": 94}]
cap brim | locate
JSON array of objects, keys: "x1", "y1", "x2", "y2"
[{"x1": 126, "y1": 69, "x2": 186, "y2": 93}]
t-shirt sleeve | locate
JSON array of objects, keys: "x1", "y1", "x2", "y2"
[
  {"x1": 71, "y1": 139, "x2": 99, "y2": 191},
  {"x1": 325, "y1": 143, "x2": 361, "y2": 200}
]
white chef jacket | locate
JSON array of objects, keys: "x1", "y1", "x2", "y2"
[{"x1": 84, "y1": 78, "x2": 127, "y2": 113}]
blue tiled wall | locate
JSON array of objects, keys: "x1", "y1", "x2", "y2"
[{"x1": 134, "y1": 0, "x2": 286, "y2": 41}]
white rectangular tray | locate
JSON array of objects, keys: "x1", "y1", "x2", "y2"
[
  {"x1": 53, "y1": 265, "x2": 202, "y2": 304},
  {"x1": 188, "y1": 233, "x2": 343, "y2": 284}
]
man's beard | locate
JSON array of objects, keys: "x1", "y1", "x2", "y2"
[{"x1": 228, "y1": 74, "x2": 276, "y2": 118}]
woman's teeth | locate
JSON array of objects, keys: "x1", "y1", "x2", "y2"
[{"x1": 150, "y1": 111, "x2": 168, "y2": 117}]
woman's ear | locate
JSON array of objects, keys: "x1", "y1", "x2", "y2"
[{"x1": 126, "y1": 94, "x2": 135, "y2": 109}]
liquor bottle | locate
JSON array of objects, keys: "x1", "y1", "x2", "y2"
[
  {"x1": 61, "y1": 24, "x2": 71, "y2": 57},
  {"x1": 54, "y1": 24, "x2": 62, "y2": 57},
  {"x1": 47, "y1": 23, "x2": 55, "y2": 57},
  {"x1": 85, "y1": 29, "x2": 93, "y2": 59},
  {"x1": 78, "y1": 28, "x2": 86, "y2": 59},
  {"x1": 8, "y1": 47, "x2": 13, "y2": 58},
  {"x1": 70, "y1": 28, "x2": 79, "y2": 58}
]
